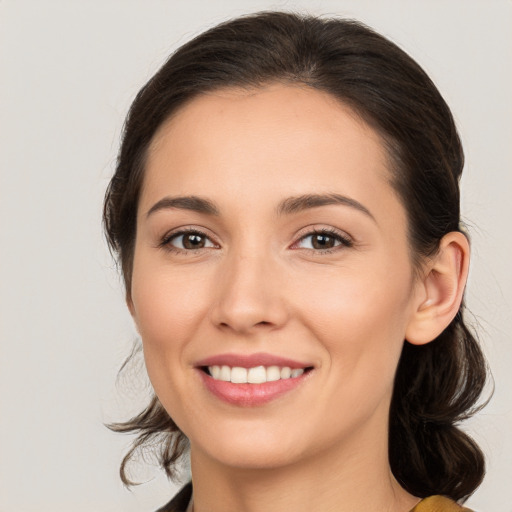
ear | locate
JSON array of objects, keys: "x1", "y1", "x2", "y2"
[{"x1": 405, "y1": 231, "x2": 470, "y2": 345}]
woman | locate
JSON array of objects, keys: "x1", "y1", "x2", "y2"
[{"x1": 104, "y1": 11, "x2": 488, "y2": 512}]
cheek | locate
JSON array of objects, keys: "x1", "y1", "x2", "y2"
[
  {"x1": 130, "y1": 258, "x2": 212, "y2": 384},
  {"x1": 132, "y1": 254, "x2": 209, "y2": 331},
  {"x1": 292, "y1": 263, "x2": 412, "y2": 376}
]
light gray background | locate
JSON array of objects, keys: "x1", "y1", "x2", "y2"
[{"x1": 1, "y1": 1, "x2": 510, "y2": 510}]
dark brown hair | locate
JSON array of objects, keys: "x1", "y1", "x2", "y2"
[{"x1": 104, "y1": 11, "x2": 489, "y2": 500}]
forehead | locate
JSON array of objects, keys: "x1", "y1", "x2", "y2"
[
  {"x1": 149, "y1": 84, "x2": 386, "y2": 165},
  {"x1": 142, "y1": 84, "x2": 402, "y2": 224}
]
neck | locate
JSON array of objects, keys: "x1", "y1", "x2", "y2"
[{"x1": 189, "y1": 421, "x2": 419, "y2": 512}]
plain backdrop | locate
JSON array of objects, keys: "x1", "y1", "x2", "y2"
[{"x1": 0, "y1": 1, "x2": 511, "y2": 510}]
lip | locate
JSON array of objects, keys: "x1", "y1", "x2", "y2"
[
  {"x1": 197, "y1": 369, "x2": 312, "y2": 407},
  {"x1": 194, "y1": 352, "x2": 314, "y2": 407},
  {"x1": 195, "y1": 352, "x2": 311, "y2": 369}
]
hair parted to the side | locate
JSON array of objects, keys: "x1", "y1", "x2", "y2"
[{"x1": 104, "y1": 11, "x2": 489, "y2": 500}]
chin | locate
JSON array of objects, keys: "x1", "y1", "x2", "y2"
[
  {"x1": 200, "y1": 443, "x2": 301, "y2": 471},
  {"x1": 189, "y1": 420, "x2": 308, "y2": 470}
]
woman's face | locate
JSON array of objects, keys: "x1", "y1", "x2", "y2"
[{"x1": 130, "y1": 84, "x2": 423, "y2": 470}]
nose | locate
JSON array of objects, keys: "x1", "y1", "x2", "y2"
[{"x1": 209, "y1": 251, "x2": 289, "y2": 335}]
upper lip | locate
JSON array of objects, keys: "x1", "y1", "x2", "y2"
[{"x1": 195, "y1": 352, "x2": 313, "y2": 369}]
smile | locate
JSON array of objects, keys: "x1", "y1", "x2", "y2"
[
  {"x1": 206, "y1": 365, "x2": 306, "y2": 383},
  {"x1": 195, "y1": 353, "x2": 314, "y2": 406}
]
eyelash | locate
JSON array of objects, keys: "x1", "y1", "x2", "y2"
[{"x1": 159, "y1": 227, "x2": 353, "y2": 255}]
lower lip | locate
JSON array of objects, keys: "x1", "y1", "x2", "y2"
[{"x1": 198, "y1": 369, "x2": 310, "y2": 407}]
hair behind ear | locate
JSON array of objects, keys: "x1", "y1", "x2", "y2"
[{"x1": 389, "y1": 309, "x2": 489, "y2": 501}]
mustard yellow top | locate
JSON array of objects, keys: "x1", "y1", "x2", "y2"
[
  {"x1": 156, "y1": 483, "x2": 475, "y2": 511},
  {"x1": 411, "y1": 495, "x2": 473, "y2": 511}
]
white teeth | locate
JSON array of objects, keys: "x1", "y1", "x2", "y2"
[
  {"x1": 247, "y1": 366, "x2": 267, "y2": 384},
  {"x1": 220, "y1": 365, "x2": 231, "y2": 382},
  {"x1": 280, "y1": 367, "x2": 292, "y2": 379},
  {"x1": 210, "y1": 365, "x2": 221, "y2": 379},
  {"x1": 230, "y1": 367, "x2": 248, "y2": 383},
  {"x1": 207, "y1": 365, "x2": 308, "y2": 383},
  {"x1": 266, "y1": 366, "x2": 281, "y2": 382}
]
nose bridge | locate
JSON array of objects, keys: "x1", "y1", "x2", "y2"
[{"x1": 210, "y1": 244, "x2": 287, "y2": 333}]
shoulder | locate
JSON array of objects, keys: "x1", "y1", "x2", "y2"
[
  {"x1": 155, "y1": 482, "x2": 193, "y2": 512},
  {"x1": 411, "y1": 495, "x2": 475, "y2": 512}
]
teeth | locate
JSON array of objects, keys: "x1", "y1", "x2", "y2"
[
  {"x1": 230, "y1": 367, "x2": 247, "y2": 383},
  {"x1": 266, "y1": 366, "x2": 281, "y2": 382},
  {"x1": 207, "y1": 365, "x2": 307, "y2": 383},
  {"x1": 210, "y1": 365, "x2": 221, "y2": 379},
  {"x1": 280, "y1": 367, "x2": 291, "y2": 379},
  {"x1": 219, "y1": 365, "x2": 231, "y2": 382},
  {"x1": 247, "y1": 366, "x2": 267, "y2": 384}
]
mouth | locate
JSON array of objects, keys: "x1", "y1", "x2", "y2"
[
  {"x1": 200, "y1": 365, "x2": 313, "y2": 383},
  {"x1": 194, "y1": 353, "x2": 315, "y2": 406}
]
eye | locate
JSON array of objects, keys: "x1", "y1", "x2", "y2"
[
  {"x1": 160, "y1": 229, "x2": 217, "y2": 252},
  {"x1": 294, "y1": 229, "x2": 353, "y2": 252}
]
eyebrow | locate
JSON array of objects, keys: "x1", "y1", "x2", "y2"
[
  {"x1": 146, "y1": 193, "x2": 375, "y2": 222},
  {"x1": 146, "y1": 196, "x2": 220, "y2": 217},
  {"x1": 276, "y1": 193, "x2": 375, "y2": 221}
]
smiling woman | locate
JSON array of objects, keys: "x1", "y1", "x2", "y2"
[{"x1": 103, "y1": 11, "x2": 488, "y2": 512}]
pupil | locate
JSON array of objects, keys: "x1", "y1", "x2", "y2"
[
  {"x1": 184, "y1": 234, "x2": 204, "y2": 249},
  {"x1": 313, "y1": 234, "x2": 333, "y2": 249}
]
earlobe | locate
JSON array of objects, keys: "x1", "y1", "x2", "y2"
[{"x1": 405, "y1": 232, "x2": 470, "y2": 345}]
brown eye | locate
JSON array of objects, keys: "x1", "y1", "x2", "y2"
[
  {"x1": 295, "y1": 229, "x2": 353, "y2": 252},
  {"x1": 311, "y1": 233, "x2": 337, "y2": 249},
  {"x1": 182, "y1": 233, "x2": 207, "y2": 249},
  {"x1": 163, "y1": 230, "x2": 216, "y2": 251}
]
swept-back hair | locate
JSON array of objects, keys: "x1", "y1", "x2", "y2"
[{"x1": 104, "y1": 11, "x2": 488, "y2": 500}]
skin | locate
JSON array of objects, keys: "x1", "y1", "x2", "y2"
[{"x1": 128, "y1": 84, "x2": 469, "y2": 512}]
